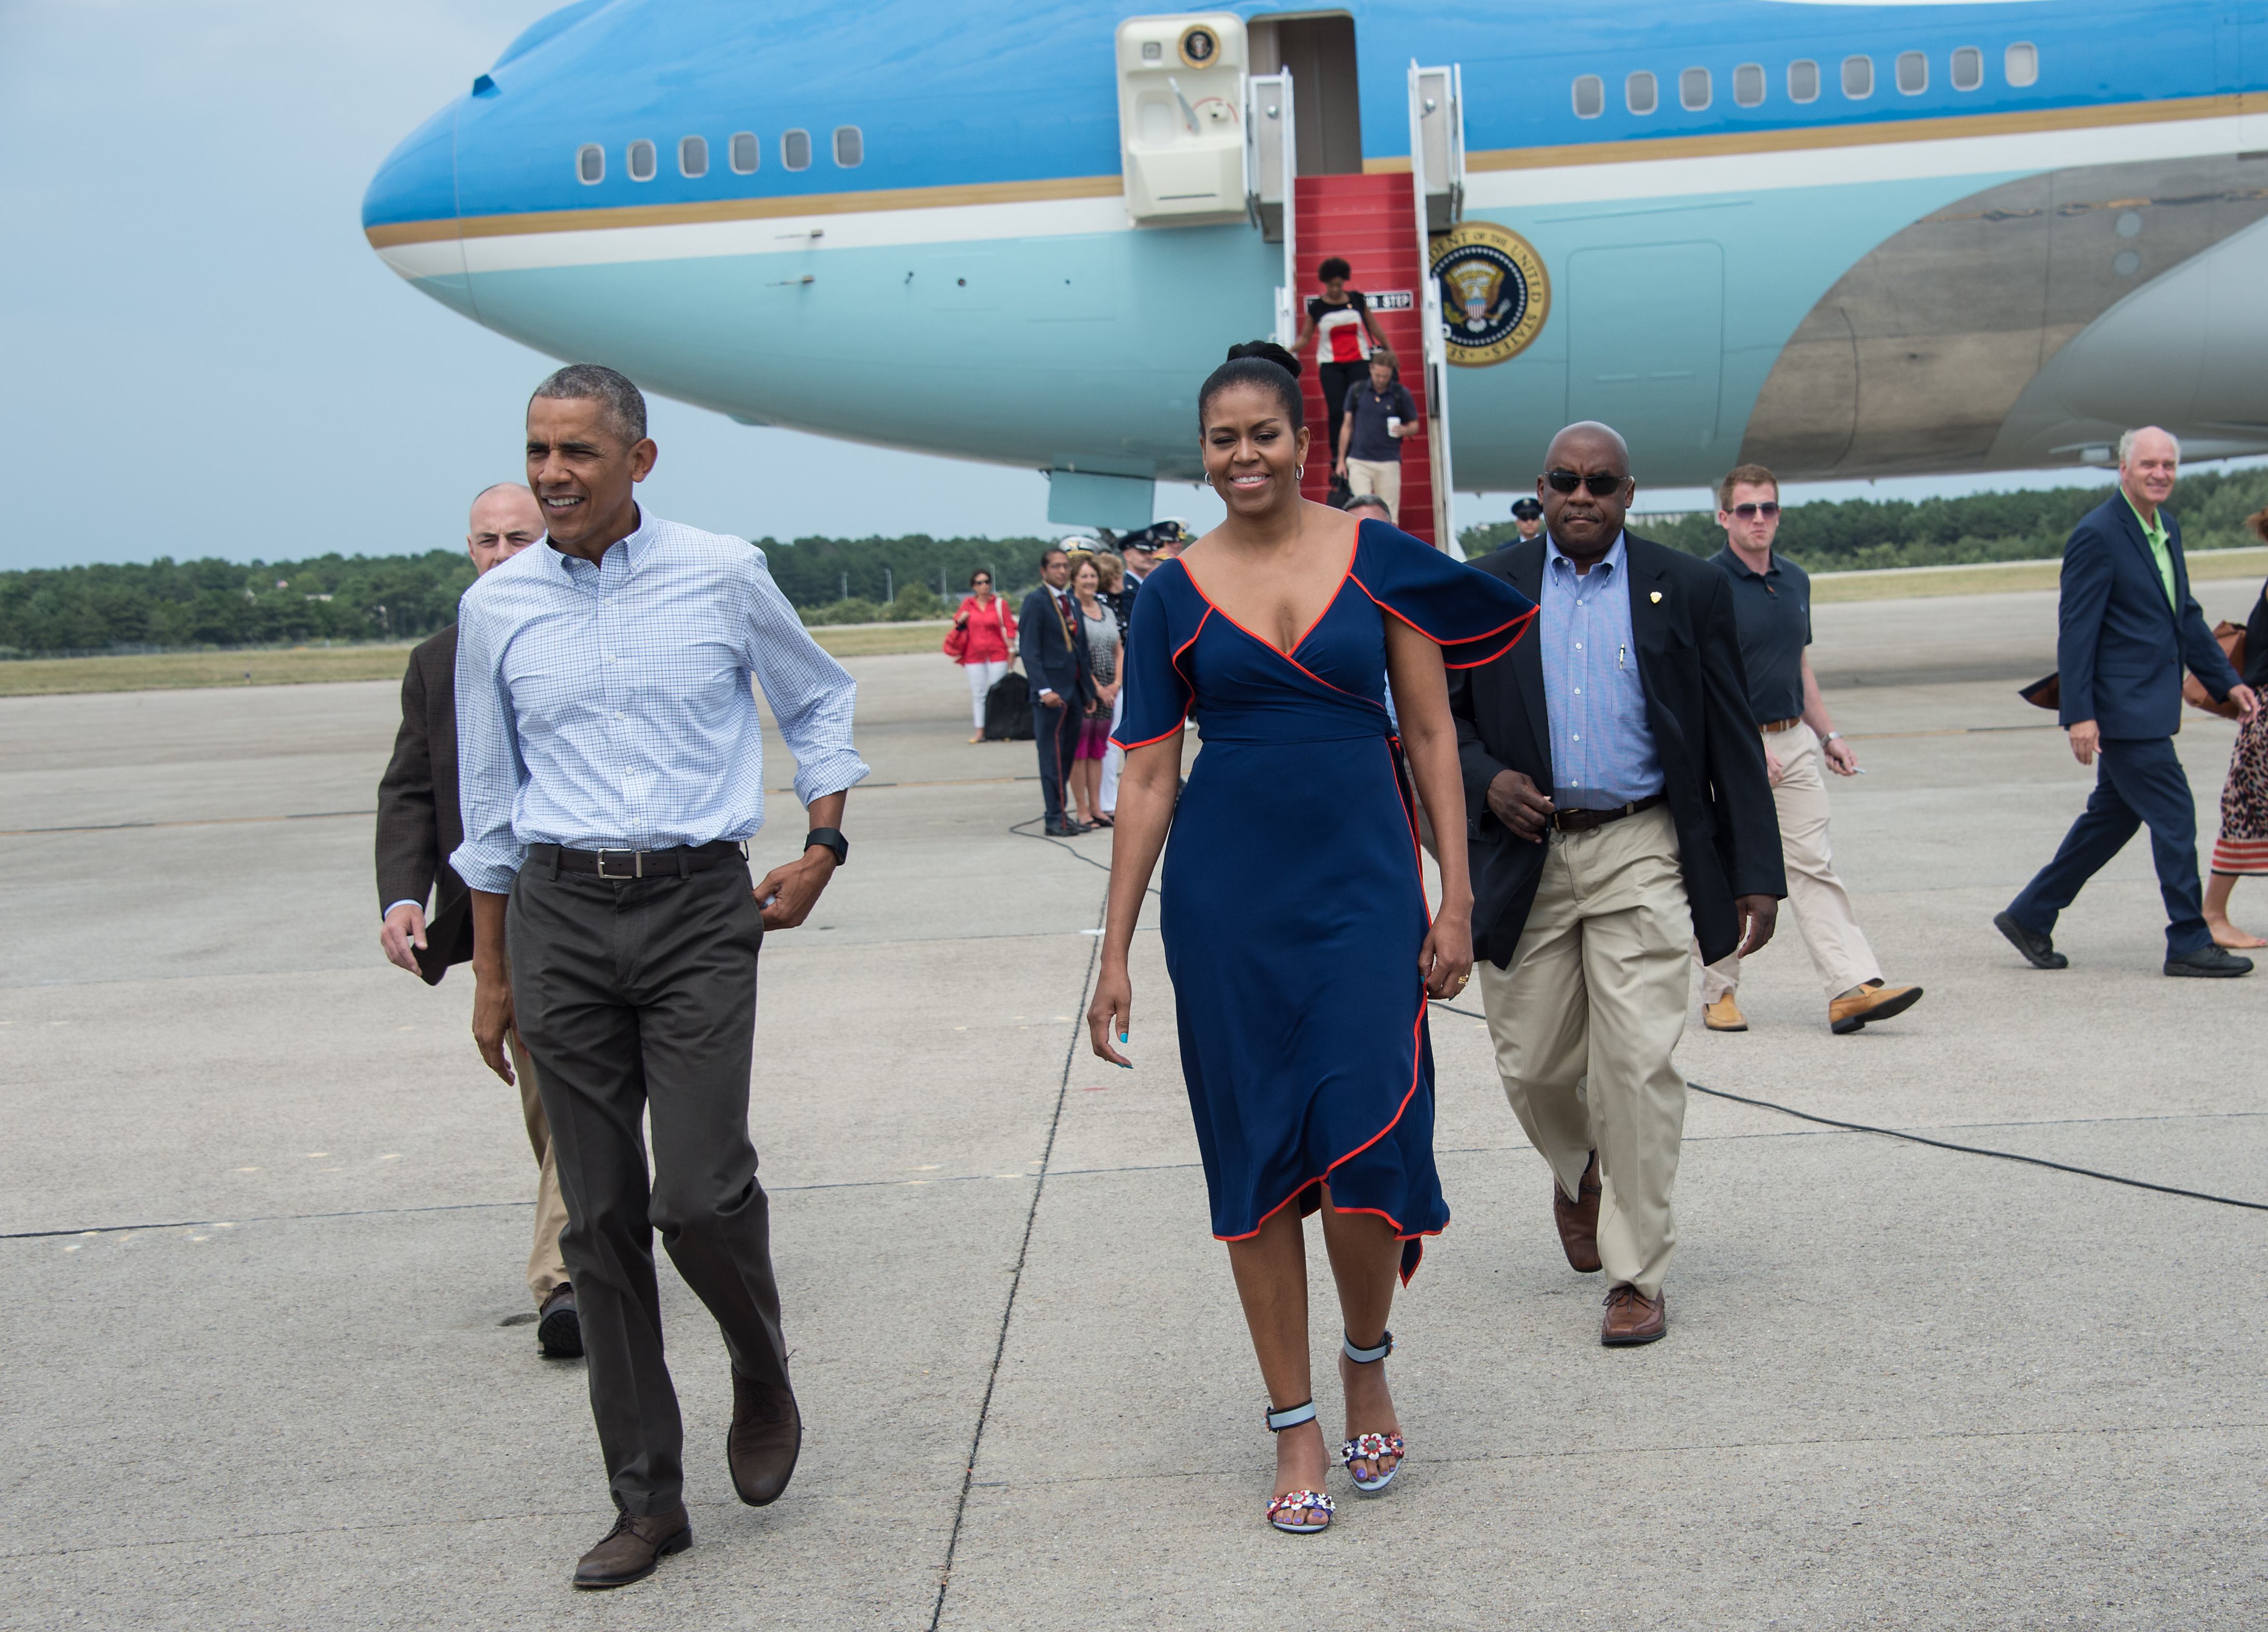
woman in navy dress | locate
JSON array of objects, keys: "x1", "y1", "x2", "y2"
[{"x1": 1087, "y1": 343, "x2": 1535, "y2": 1533}]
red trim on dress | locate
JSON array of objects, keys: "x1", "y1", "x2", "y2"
[
  {"x1": 1109, "y1": 606, "x2": 1210, "y2": 752},
  {"x1": 1349, "y1": 574, "x2": 1537, "y2": 668}
]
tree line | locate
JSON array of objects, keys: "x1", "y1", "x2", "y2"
[
  {"x1": 1458, "y1": 465, "x2": 2268, "y2": 569},
  {"x1": 6, "y1": 472, "x2": 2265, "y2": 658}
]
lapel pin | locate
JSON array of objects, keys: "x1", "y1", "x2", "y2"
[{"x1": 1649, "y1": 591, "x2": 1663, "y2": 603}]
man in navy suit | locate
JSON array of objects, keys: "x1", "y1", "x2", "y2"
[
  {"x1": 1019, "y1": 545, "x2": 1094, "y2": 835},
  {"x1": 1997, "y1": 427, "x2": 2260, "y2": 977}
]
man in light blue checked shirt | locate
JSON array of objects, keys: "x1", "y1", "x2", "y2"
[{"x1": 455, "y1": 365, "x2": 866, "y2": 1590}]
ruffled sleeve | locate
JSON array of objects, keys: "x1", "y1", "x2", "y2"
[
  {"x1": 1110, "y1": 563, "x2": 1197, "y2": 750},
  {"x1": 1349, "y1": 520, "x2": 1535, "y2": 668}
]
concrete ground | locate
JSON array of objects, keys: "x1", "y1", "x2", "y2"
[{"x1": 3, "y1": 579, "x2": 2262, "y2": 1629}]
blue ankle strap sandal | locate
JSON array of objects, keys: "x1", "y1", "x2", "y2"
[
  {"x1": 1262, "y1": 1399, "x2": 1333, "y2": 1534},
  {"x1": 1338, "y1": 1331, "x2": 1405, "y2": 1494}
]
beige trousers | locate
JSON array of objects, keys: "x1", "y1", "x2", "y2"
[
  {"x1": 1699, "y1": 720, "x2": 1881, "y2": 1003},
  {"x1": 1476, "y1": 805, "x2": 1690, "y2": 1298},
  {"x1": 1345, "y1": 457, "x2": 1401, "y2": 522},
  {"x1": 506, "y1": 1027, "x2": 571, "y2": 1305}
]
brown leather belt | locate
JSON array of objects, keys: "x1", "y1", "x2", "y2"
[
  {"x1": 1760, "y1": 717, "x2": 1802, "y2": 734},
  {"x1": 533, "y1": 839, "x2": 745, "y2": 879},
  {"x1": 1549, "y1": 793, "x2": 1666, "y2": 834}
]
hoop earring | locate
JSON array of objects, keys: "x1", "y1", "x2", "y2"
[{"x1": 1295, "y1": 464, "x2": 1305, "y2": 480}]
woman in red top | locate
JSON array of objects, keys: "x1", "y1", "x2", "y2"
[{"x1": 948, "y1": 568, "x2": 1018, "y2": 742}]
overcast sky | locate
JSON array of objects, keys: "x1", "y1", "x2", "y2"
[{"x1": 0, "y1": 0, "x2": 2174, "y2": 573}]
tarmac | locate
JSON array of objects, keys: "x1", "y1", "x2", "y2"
[{"x1": 3, "y1": 578, "x2": 2263, "y2": 1629}]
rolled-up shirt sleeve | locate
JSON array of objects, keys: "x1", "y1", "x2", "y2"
[
  {"x1": 743, "y1": 550, "x2": 870, "y2": 808},
  {"x1": 450, "y1": 598, "x2": 531, "y2": 893}
]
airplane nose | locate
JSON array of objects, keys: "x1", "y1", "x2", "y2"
[{"x1": 361, "y1": 103, "x2": 475, "y2": 314}]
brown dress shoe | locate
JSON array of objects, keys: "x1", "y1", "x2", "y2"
[
  {"x1": 1828, "y1": 981, "x2": 1923, "y2": 1035},
  {"x1": 1552, "y1": 1151, "x2": 1603, "y2": 1273},
  {"x1": 1600, "y1": 1285, "x2": 1667, "y2": 1346},
  {"x1": 728, "y1": 1371, "x2": 803, "y2": 1506},
  {"x1": 536, "y1": 1283, "x2": 582, "y2": 1359},
  {"x1": 572, "y1": 1506, "x2": 691, "y2": 1589},
  {"x1": 1703, "y1": 994, "x2": 1747, "y2": 1032}
]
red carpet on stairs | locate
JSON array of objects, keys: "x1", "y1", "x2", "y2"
[{"x1": 1292, "y1": 173, "x2": 1436, "y2": 546}]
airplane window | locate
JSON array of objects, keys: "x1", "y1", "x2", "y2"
[
  {"x1": 782, "y1": 128, "x2": 812, "y2": 171},
  {"x1": 680, "y1": 136, "x2": 708, "y2": 179},
  {"x1": 730, "y1": 132, "x2": 759, "y2": 173},
  {"x1": 1572, "y1": 74, "x2": 1604, "y2": 119},
  {"x1": 2005, "y1": 43, "x2": 2038, "y2": 87},
  {"x1": 1951, "y1": 47, "x2": 1983, "y2": 91},
  {"x1": 576, "y1": 143, "x2": 603, "y2": 184},
  {"x1": 627, "y1": 139, "x2": 656, "y2": 182},
  {"x1": 1842, "y1": 56, "x2": 1873, "y2": 99},
  {"x1": 1680, "y1": 68, "x2": 1711, "y2": 112},
  {"x1": 1788, "y1": 59, "x2": 1820, "y2": 104},
  {"x1": 1896, "y1": 52, "x2": 1926, "y2": 95},
  {"x1": 1626, "y1": 71, "x2": 1657, "y2": 116},
  {"x1": 833, "y1": 126, "x2": 862, "y2": 168},
  {"x1": 1734, "y1": 63, "x2": 1765, "y2": 107}
]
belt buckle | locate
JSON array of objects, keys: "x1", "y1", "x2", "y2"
[{"x1": 594, "y1": 847, "x2": 642, "y2": 879}]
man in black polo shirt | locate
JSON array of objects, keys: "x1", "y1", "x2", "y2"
[
  {"x1": 1698, "y1": 464, "x2": 1923, "y2": 1035},
  {"x1": 1335, "y1": 347, "x2": 1419, "y2": 523}
]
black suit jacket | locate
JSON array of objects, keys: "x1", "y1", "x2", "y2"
[
  {"x1": 1017, "y1": 584, "x2": 1095, "y2": 707},
  {"x1": 1447, "y1": 534, "x2": 1786, "y2": 966},
  {"x1": 2055, "y1": 496, "x2": 2240, "y2": 739},
  {"x1": 375, "y1": 624, "x2": 474, "y2": 984}
]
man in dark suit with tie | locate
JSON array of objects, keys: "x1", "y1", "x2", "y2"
[
  {"x1": 1019, "y1": 544, "x2": 1095, "y2": 835},
  {"x1": 376, "y1": 481, "x2": 581, "y2": 1356},
  {"x1": 1998, "y1": 426, "x2": 2260, "y2": 976},
  {"x1": 1448, "y1": 422, "x2": 1784, "y2": 1346}
]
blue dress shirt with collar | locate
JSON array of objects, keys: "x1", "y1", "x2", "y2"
[
  {"x1": 451, "y1": 510, "x2": 869, "y2": 894},
  {"x1": 1538, "y1": 531, "x2": 1664, "y2": 810}
]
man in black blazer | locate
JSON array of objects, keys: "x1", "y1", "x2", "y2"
[
  {"x1": 2000, "y1": 427, "x2": 2259, "y2": 976},
  {"x1": 1018, "y1": 544, "x2": 1095, "y2": 835},
  {"x1": 1448, "y1": 422, "x2": 1784, "y2": 1346},
  {"x1": 376, "y1": 482, "x2": 580, "y2": 1356}
]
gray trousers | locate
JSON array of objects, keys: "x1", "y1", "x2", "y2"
[{"x1": 508, "y1": 849, "x2": 791, "y2": 1516}]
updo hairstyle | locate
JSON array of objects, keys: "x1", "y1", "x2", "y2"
[{"x1": 1198, "y1": 340, "x2": 1305, "y2": 432}]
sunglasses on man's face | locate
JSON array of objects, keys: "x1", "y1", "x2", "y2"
[
  {"x1": 1544, "y1": 469, "x2": 1626, "y2": 497},
  {"x1": 1729, "y1": 502, "x2": 1780, "y2": 519}
]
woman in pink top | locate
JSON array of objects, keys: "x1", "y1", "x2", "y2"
[{"x1": 948, "y1": 568, "x2": 1018, "y2": 743}]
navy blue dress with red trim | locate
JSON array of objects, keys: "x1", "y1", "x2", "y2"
[{"x1": 1111, "y1": 520, "x2": 1536, "y2": 1282}]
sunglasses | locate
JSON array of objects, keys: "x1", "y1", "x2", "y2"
[
  {"x1": 1544, "y1": 469, "x2": 1625, "y2": 497},
  {"x1": 1728, "y1": 502, "x2": 1780, "y2": 519}
]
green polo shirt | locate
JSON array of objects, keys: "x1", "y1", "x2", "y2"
[{"x1": 2123, "y1": 492, "x2": 2176, "y2": 609}]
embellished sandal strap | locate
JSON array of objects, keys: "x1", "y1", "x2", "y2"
[
  {"x1": 1266, "y1": 1489, "x2": 1335, "y2": 1517},
  {"x1": 1264, "y1": 1398, "x2": 1317, "y2": 1433},
  {"x1": 1340, "y1": 1432, "x2": 1406, "y2": 1465},
  {"x1": 1342, "y1": 1329, "x2": 1394, "y2": 1365}
]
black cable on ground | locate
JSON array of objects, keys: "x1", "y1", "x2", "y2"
[{"x1": 1426, "y1": 1000, "x2": 2268, "y2": 1213}]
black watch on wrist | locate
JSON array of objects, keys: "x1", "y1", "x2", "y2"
[{"x1": 803, "y1": 827, "x2": 848, "y2": 868}]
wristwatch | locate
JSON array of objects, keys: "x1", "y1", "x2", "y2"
[
  {"x1": 803, "y1": 827, "x2": 849, "y2": 867},
  {"x1": 1822, "y1": 731, "x2": 1844, "y2": 745}
]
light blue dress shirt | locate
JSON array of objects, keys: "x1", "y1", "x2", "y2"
[
  {"x1": 1538, "y1": 532, "x2": 1663, "y2": 810},
  {"x1": 451, "y1": 511, "x2": 869, "y2": 893}
]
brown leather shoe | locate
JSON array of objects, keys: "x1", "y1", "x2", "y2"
[
  {"x1": 1552, "y1": 1151, "x2": 1602, "y2": 1273},
  {"x1": 1703, "y1": 994, "x2": 1747, "y2": 1032},
  {"x1": 1600, "y1": 1285, "x2": 1667, "y2": 1346},
  {"x1": 572, "y1": 1506, "x2": 691, "y2": 1589},
  {"x1": 1828, "y1": 981, "x2": 1923, "y2": 1035},
  {"x1": 728, "y1": 1370, "x2": 803, "y2": 1506},
  {"x1": 536, "y1": 1283, "x2": 582, "y2": 1359}
]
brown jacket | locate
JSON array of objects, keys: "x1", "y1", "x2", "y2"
[{"x1": 374, "y1": 624, "x2": 473, "y2": 984}]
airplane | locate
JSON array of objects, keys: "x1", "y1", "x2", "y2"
[{"x1": 363, "y1": 0, "x2": 2268, "y2": 549}]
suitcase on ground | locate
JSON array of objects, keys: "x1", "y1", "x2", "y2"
[{"x1": 984, "y1": 671, "x2": 1034, "y2": 740}]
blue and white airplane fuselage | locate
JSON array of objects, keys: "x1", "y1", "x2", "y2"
[{"x1": 365, "y1": 0, "x2": 2268, "y2": 528}]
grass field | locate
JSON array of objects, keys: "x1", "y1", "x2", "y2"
[{"x1": 0, "y1": 623, "x2": 956, "y2": 697}]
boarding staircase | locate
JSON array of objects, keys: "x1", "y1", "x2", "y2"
[
  {"x1": 1247, "y1": 61, "x2": 1464, "y2": 552},
  {"x1": 1289, "y1": 173, "x2": 1441, "y2": 545}
]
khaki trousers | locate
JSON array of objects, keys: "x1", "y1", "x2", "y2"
[
  {"x1": 1699, "y1": 721, "x2": 1881, "y2": 1003},
  {"x1": 1345, "y1": 457, "x2": 1401, "y2": 522},
  {"x1": 1476, "y1": 804, "x2": 1690, "y2": 1298},
  {"x1": 506, "y1": 1026, "x2": 571, "y2": 1307}
]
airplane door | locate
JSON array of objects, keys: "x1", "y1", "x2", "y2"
[
  {"x1": 1116, "y1": 14, "x2": 1249, "y2": 224},
  {"x1": 1567, "y1": 242, "x2": 1724, "y2": 453}
]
